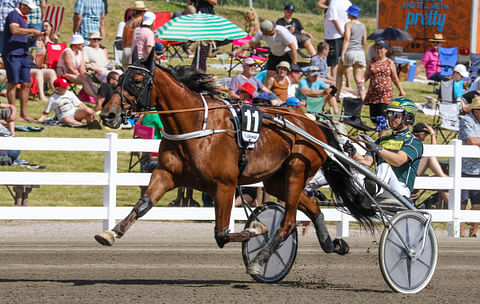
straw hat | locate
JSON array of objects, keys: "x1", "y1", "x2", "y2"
[
  {"x1": 276, "y1": 61, "x2": 291, "y2": 72},
  {"x1": 132, "y1": 1, "x2": 148, "y2": 11},
  {"x1": 87, "y1": 31, "x2": 102, "y2": 40},
  {"x1": 429, "y1": 33, "x2": 445, "y2": 42}
]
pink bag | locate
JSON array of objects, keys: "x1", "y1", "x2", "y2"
[{"x1": 78, "y1": 88, "x2": 96, "y2": 103}]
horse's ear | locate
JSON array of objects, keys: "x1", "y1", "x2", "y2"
[
  {"x1": 131, "y1": 47, "x2": 138, "y2": 64},
  {"x1": 146, "y1": 48, "x2": 155, "y2": 73}
]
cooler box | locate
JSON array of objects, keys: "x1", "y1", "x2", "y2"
[{"x1": 395, "y1": 57, "x2": 417, "y2": 82}]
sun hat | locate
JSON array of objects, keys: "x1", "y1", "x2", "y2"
[
  {"x1": 54, "y1": 76, "x2": 71, "y2": 88},
  {"x1": 375, "y1": 40, "x2": 389, "y2": 49},
  {"x1": 282, "y1": 96, "x2": 301, "y2": 107},
  {"x1": 236, "y1": 82, "x2": 256, "y2": 97},
  {"x1": 454, "y1": 64, "x2": 469, "y2": 78},
  {"x1": 87, "y1": 31, "x2": 102, "y2": 40},
  {"x1": 70, "y1": 34, "x2": 84, "y2": 45},
  {"x1": 132, "y1": 1, "x2": 148, "y2": 11},
  {"x1": 276, "y1": 61, "x2": 291, "y2": 72},
  {"x1": 429, "y1": 33, "x2": 446, "y2": 42},
  {"x1": 19, "y1": 0, "x2": 38, "y2": 10},
  {"x1": 346, "y1": 5, "x2": 360, "y2": 18},
  {"x1": 305, "y1": 65, "x2": 319, "y2": 76},
  {"x1": 142, "y1": 11, "x2": 156, "y2": 26},
  {"x1": 284, "y1": 4, "x2": 295, "y2": 11},
  {"x1": 412, "y1": 123, "x2": 427, "y2": 134},
  {"x1": 260, "y1": 20, "x2": 274, "y2": 33},
  {"x1": 243, "y1": 57, "x2": 255, "y2": 65},
  {"x1": 471, "y1": 95, "x2": 480, "y2": 110}
]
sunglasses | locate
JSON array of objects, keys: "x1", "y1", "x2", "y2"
[{"x1": 387, "y1": 111, "x2": 404, "y2": 119}]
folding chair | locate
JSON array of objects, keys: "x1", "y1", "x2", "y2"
[
  {"x1": 227, "y1": 36, "x2": 267, "y2": 77},
  {"x1": 432, "y1": 103, "x2": 459, "y2": 143},
  {"x1": 44, "y1": 5, "x2": 65, "y2": 34},
  {"x1": 438, "y1": 46, "x2": 458, "y2": 78},
  {"x1": 113, "y1": 39, "x2": 123, "y2": 68},
  {"x1": 153, "y1": 12, "x2": 185, "y2": 60},
  {"x1": 46, "y1": 42, "x2": 67, "y2": 73},
  {"x1": 128, "y1": 123, "x2": 157, "y2": 172},
  {"x1": 341, "y1": 97, "x2": 375, "y2": 134}
]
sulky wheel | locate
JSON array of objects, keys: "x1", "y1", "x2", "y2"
[
  {"x1": 379, "y1": 211, "x2": 438, "y2": 294},
  {"x1": 242, "y1": 201, "x2": 298, "y2": 283}
]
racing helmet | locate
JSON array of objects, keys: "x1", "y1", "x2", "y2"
[{"x1": 387, "y1": 97, "x2": 417, "y2": 125}]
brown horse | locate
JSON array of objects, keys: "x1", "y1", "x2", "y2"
[{"x1": 96, "y1": 50, "x2": 375, "y2": 275}]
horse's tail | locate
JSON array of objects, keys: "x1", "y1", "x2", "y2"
[{"x1": 318, "y1": 123, "x2": 377, "y2": 232}]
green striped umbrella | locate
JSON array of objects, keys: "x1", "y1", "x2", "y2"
[{"x1": 156, "y1": 13, "x2": 247, "y2": 42}]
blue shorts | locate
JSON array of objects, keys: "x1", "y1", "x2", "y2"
[
  {"x1": 461, "y1": 173, "x2": 480, "y2": 205},
  {"x1": 3, "y1": 54, "x2": 31, "y2": 84}
]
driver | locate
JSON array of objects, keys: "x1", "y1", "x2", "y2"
[{"x1": 344, "y1": 97, "x2": 423, "y2": 201}]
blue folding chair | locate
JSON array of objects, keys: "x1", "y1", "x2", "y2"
[
  {"x1": 438, "y1": 46, "x2": 458, "y2": 78},
  {"x1": 469, "y1": 53, "x2": 480, "y2": 78}
]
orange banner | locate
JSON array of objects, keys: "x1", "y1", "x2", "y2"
[{"x1": 378, "y1": 0, "x2": 475, "y2": 54}]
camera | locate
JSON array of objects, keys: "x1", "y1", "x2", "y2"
[{"x1": 329, "y1": 85, "x2": 337, "y2": 96}]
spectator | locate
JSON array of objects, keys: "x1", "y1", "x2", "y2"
[
  {"x1": 296, "y1": 65, "x2": 338, "y2": 114},
  {"x1": 57, "y1": 34, "x2": 98, "y2": 100},
  {"x1": 83, "y1": 30, "x2": 113, "y2": 83},
  {"x1": 276, "y1": 4, "x2": 316, "y2": 57},
  {"x1": 97, "y1": 71, "x2": 119, "y2": 111},
  {"x1": 116, "y1": 8, "x2": 133, "y2": 40},
  {"x1": 228, "y1": 57, "x2": 271, "y2": 100},
  {"x1": 189, "y1": 0, "x2": 217, "y2": 73},
  {"x1": 0, "y1": 0, "x2": 19, "y2": 54},
  {"x1": 121, "y1": 1, "x2": 147, "y2": 70},
  {"x1": 336, "y1": 5, "x2": 366, "y2": 100},
  {"x1": 26, "y1": 0, "x2": 46, "y2": 46},
  {"x1": 451, "y1": 64, "x2": 469, "y2": 101},
  {"x1": 171, "y1": 5, "x2": 196, "y2": 58},
  {"x1": 131, "y1": 11, "x2": 160, "y2": 63},
  {"x1": 189, "y1": 0, "x2": 216, "y2": 14},
  {"x1": 310, "y1": 42, "x2": 333, "y2": 85},
  {"x1": 364, "y1": 40, "x2": 405, "y2": 135},
  {"x1": 36, "y1": 76, "x2": 96, "y2": 125},
  {"x1": 458, "y1": 96, "x2": 480, "y2": 237},
  {"x1": 243, "y1": 7, "x2": 259, "y2": 37},
  {"x1": 28, "y1": 52, "x2": 56, "y2": 102},
  {"x1": 287, "y1": 63, "x2": 303, "y2": 98},
  {"x1": 415, "y1": 33, "x2": 446, "y2": 82},
  {"x1": 323, "y1": 0, "x2": 352, "y2": 81},
  {"x1": 0, "y1": 102, "x2": 17, "y2": 135},
  {"x1": 73, "y1": 0, "x2": 105, "y2": 44},
  {"x1": 412, "y1": 122, "x2": 449, "y2": 203},
  {"x1": 3, "y1": 0, "x2": 43, "y2": 121},
  {"x1": 235, "y1": 82, "x2": 255, "y2": 104},
  {"x1": 265, "y1": 61, "x2": 290, "y2": 102},
  {"x1": 345, "y1": 97, "x2": 422, "y2": 202},
  {"x1": 237, "y1": 20, "x2": 297, "y2": 90},
  {"x1": 34, "y1": 20, "x2": 58, "y2": 67}
]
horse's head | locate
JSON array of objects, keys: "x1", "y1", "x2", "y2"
[{"x1": 101, "y1": 48, "x2": 156, "y2": 128}]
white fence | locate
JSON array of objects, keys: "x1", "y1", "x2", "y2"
[{"x1": 0, "y1": 134, "x2": 479, "y2": 237}]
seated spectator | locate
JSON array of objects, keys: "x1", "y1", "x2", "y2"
[
  {"x1": 97, "y1": 71, "x2": 120, "y2": 112},
  {"x1": 229, "y1": 57, "x2": 271, "y2": 100},
  {"x1": 253, "y1": 92, "x2": 280, "y2": 105},
  {"x1": 310, "y1": 42, "x2": 332, "y2": 85},
  {"x1": 34, "y1": 20, "x2": 59, "y2": 67},
  {"x1": 57, "y1": 34, "x2": 99, "y2": 101},
  {"x1": 235, "y1": 82, "x2": 255, "y2": 104},
  {"x1": 243, "y1": 7, "x2": 260, "y2": 37},
  {"x1": 276, "y1": 4, "x2": 316, "y2": 57},
  {"x1": 415, "y1": 33, "x2": 446, "y2": 82},
  {"x1": 412, "y1": 123, "x2": 449, "y2": 203},
  {"x1": 28, "y1": 52, "x2": 56, "y2": 102},
  {"x1": 287, "y1": 63, "x2": 303, "y2": 98},
  {"x1": 36, "y1": 76, "x2": 96, "y2": 126},
  {"x1": 451, "y1": 64, "x2": 469, "y2": 101},
  {"x1": 296, "y1": 66, "x2": 338, "y2": 114},
  {"x1": 83, "y1": 31, "x2": 115, "y2": 83},
  {"x1": 0, "y1": 102, "x2": 16, "y2": 136},
  {"x1": 265, "y1": 61, "x2": 290, "y2": 102}
]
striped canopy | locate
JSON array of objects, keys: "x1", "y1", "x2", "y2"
[{"x1": 156, "y1": 13, "x2": 247, "y2": 42}]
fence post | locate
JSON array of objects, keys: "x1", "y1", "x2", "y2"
[
  {"x1": 448, "y1": 139, "x2": 462, "y2": 237},
  {"x1": 103, "y1": 133, "x2": 118, "y2": 231},
  {"x1": 336, "y1": 212, "x2": 349, "y2": 237}
]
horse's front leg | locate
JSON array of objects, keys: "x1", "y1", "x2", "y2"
[
  {"x1": 94, "y1": 168, "x2": 175, "y2": 246},
  {"x1": 213, "y1": 184, "x2": 267, "y2": 248}
]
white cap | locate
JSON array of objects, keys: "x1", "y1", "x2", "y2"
[
  {"x1": 70, "y1": 34, "x2": 84, "y2": 45},
  {"x1": 454, "y1": 64, "x2": 469, "y2": 78},
  {"x1": 20, "y1": 0, "x2": 38, "y2": 10},
  {"x1": 142, "y1": 11, "x2": 156, "y2": 26}
]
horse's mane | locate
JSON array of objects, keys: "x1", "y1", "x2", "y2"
[{"x1": 157, "y1": 64, "x2": 223, "y2": 99}]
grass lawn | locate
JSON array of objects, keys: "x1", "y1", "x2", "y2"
[{"x1": 0, "y1": 1, "x2": 455, "y2": 207}]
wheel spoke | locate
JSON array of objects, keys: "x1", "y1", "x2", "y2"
[
  {"x1": 387, "y1": 255, "x2": 405, "y2": 272},
  {"x1": 406, "y1": 256, "x2": 412, "y2": 287},
  {"x1": 386, "y1": 237, "x2": 405, "y2": 252}
]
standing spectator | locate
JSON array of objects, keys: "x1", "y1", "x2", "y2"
[
  {"x1": 3, "y1": 0, "x2": 43, "y2": 121},
  {"x1": 276, "y1": 4, "x2": 316, "y2": 57},
  {"x1": 57, "y1": 34, "x2": 98, "y2": 101},
  {"x1": 131, "y1": 11, "x2": 159, "y2": 62},
  {"x1": 121, "y1": 1, "x2": 147, "y2": 70},
  {"x1": 237, "y1": 20, "x2": 297, "y2": 90},
  {"x1": 171, "y1": 5, "x2": 196, "y2": 58},
  {"x1": 0, "y1": 102, "x2": 17, "y2": 135},
  {"x1": 243, "y1": 7, "x2": 259, "y2": 37},
  {"x1": 73, "y1": 0, "x2": 105, "y2": 44},
  {"x1": 116, "y1": 8, "x2": 132, "y2": 40},
  {"x1": 265, "y1": 61, "x2": 290, "y2": 102},
  {"x1": 296, "y1": 66, "x2": 338, "y2": 114},
  {"x1": 323, "y1": 0, "x2": 352, "y2": 81},
  {"x1": 97, "y1": 71, "x2": 119, "y2": 111},
  {"x1": 458, "y1": 96, "x2": 480, "y2": 237},
  {"x1": 415, "y1": 33, "x2": 445, "y2": 82},
  {"x1": 229, "y1": 57, "x2": 271, "y2": 100},
  {"x1": 336, "y1": 5, "x2": 366, "y2": 100},
  {"x1": 189, "y1": 0, "x2": 217, "y2": 72},
  {"x1": 36, "y1": 76, "x2": 96, "y2": 125},
  {"x1": 364, "y1": 40, "x2": 405, "y2": 134},
  {"x1": 189, "y1": 0, "x2": 216, "y2": 14},
  {"x1": 26, "y1": 0, "x2": 46, "y2": 46},
  {"x1": 0, "y1": 0, "x2": 19, "y2": 54}
]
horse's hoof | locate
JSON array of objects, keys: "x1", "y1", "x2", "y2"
[
  {"x1": 333, "y1": 238, "x2": 349, "y2": 255},
  {"x1": 247, "y1": 261, "x2": 264, "y2": 275},
  {"x1": 247, "y1": 221, "x2": 268, "y2": 235},
  {"x1": 94, "y1": 231, "x2": 117, "y2": 246}
]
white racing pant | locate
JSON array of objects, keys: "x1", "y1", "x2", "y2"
[{"x1": 374, "y1": 162, "x2": 411, "y2": 199}]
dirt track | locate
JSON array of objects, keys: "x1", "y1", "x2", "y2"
[{"x1": 0, "y1": 220, "x2": 479, "y2": 303}]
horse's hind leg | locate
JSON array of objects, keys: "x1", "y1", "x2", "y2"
[
  {"x1": 94, "y1": 168, "x2": 175, "y2": 246},
  {"x1": 297, "y1": 192, "x2": 349, "y2": 255}
]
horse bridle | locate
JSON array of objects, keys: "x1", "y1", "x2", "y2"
[{"x1": 114, "y1": 64, "x2": 155, "y2": 124}]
